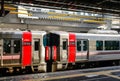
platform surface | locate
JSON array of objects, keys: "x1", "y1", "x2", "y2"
[{"x1": 1, "y1": 66, "x2": 120, "y2": 81}]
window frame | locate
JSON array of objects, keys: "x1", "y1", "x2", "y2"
[
  {"x1": 62, "y1": 40, "x2": 67, "y2": 50},
  {"x1": 34, "y1": 40, "x2": 40, "y2": 51},
  {"x1": 76, "y1": 39, "x2": 88, "y2": 52},
  {"x1": 96, "y1": 40, "x2": 103, "y2": 51},
  {"x1": 105, "y1": 40, "x2": 120, "y2": 50}
]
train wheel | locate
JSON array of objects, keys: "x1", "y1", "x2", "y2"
[
  {"x1": 89, "y1": 62, "x2": 96, "y2": 68},
  {"x1": 13, "y1": 67, "x2": 20, "y2": 74},
  {"x1": 0, "y1": 68, "x2": 7, "y2": 76},
  {"x1": 25, "y1": 66, "x2": 32, "y2": 73},
  {"x1": 112, "y1": 60, "x2": 119, "y2": 66},
  {"x1": 80, "y1": 64, "x2": 86, "y2": 68},
  {"x1": 67, "y1": 63, "x2": 73, "y2": 70}
]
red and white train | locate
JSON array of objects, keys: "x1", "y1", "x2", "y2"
[{"x1": 0, "y1": 29, "x2": 120, "y2": 73}]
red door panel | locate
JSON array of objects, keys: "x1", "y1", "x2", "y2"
[
  {"x1": 68, "y1": 33, "x2": 76, "y2": 63},
  {"x1": 22, "y1": 32, "x2": 32, "y2": 66}
]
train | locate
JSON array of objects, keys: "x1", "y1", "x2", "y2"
[{"x1": 0, "y1": 29, "x2": 120, "y2": 74}]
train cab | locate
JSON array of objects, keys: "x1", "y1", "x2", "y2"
[
  {"x1": 0, "y1": 30, "x2": 47, "y2": 73},
  {"x1": 0, "y1": 30, "x2": 23, "y2": 72}
]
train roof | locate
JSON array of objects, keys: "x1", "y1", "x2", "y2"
[
  {"x1": 74, "y1": 33, "x2": 120, "y2": 37},
  {"x1": 74, "y1": 32, "x2": 120, "y2": 40},
  {"x1": 0, "y1": 30, "x2": 23, "y2": 34},
  {"x1": 88, "y1": 29, "x2": 118, "y2": 34},
  {"x1": 50, "y1": 31, "x2": 68, "y2": 36},
  {"x1": 0, "y1": 30, "x2": 23, "y2": 38},
  {"x1": 31, "y1": 30, "x2": 46, "y2": 35}
]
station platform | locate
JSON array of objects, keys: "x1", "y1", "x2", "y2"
[{"x1": 1, "y1": 66, "x2": 120, "y2": 81}]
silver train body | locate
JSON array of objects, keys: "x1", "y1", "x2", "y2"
[{"x1": 0, "y1": 29, "x2": 120, "y2": 73}]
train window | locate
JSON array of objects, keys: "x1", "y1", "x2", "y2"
[
  {"x1": 105, "y1": 41, "x2": 119, "y2": 50},
  {"x1": 63, "y1": 41, "x2": 67, "y2": 50},
  {"x1": 3, "y1": 39, "x2": 11, "y2": 53},
  {"x1": 14, "y1": 40, "x2": 21, "y2": 53},
  {"x1": 96, "y1": 41, "x2": 103, "y2": 50},
  {"x1": 77, "y1": 40, "x2": 81, "y2": 51},
  {"x1": 83, "y1": 41, "x2": 88, "y2": 51},
  {"x1": 34, "y1": 41, "x2": 39, "y2": 51}
]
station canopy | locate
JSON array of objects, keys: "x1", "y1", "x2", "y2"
[{"x1": 2, "y1": 0, "x2": 120, "y2": 15}]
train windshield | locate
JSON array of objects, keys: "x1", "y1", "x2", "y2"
[
  {"x1": 3, "y1": 39, "x2": 11, "y2": 53},
  {"x1": 3, "y1": 39, "x2": 21, "y2": 54}
]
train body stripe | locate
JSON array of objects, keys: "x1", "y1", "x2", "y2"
[
  {"x1": 0, "y1": 55, "x2": 20, "y2": 60},
  {"x1": 68, "y1": 33, "x2": 76, "y2": 63},
  {"x1": 76, "y1": 51, "x2": 120, "y2": 56},
  {"x1": 22, "y1": 32, "x2": 32, "y2": 66}
]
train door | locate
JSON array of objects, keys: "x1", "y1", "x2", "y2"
[
  {"x1": 61, "y1": 39, "x2": 68, "y2": 62},
  {"x1": 33, "y1": 39, "x2": 40, "y2": 64},
  {"x1": 77, "y1": 39, "x2": 89, "y2": 60}
]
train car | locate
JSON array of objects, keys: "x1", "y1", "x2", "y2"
[
  {"x1": 75, "y1": 30, "x2": 120, "y2": 62},
  {"x1": 48, "y1": 30, "x2": 120, "y2": 71},
  {"x1": 0, "y1": 30, "x2": 47, "y2": 73},
  {"x1": 1, "y1": 29, "x2": 120, "y2": 73}
]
